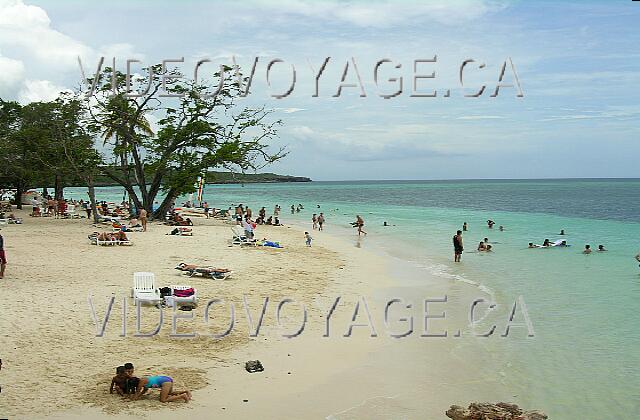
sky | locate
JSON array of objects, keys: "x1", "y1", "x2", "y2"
[{"x1": 0, "y1": 0, "x2": 639, "y2": 180}]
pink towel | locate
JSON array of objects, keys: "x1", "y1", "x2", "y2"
[{"x1": 173, "y1": 288, "x2": 195, "y2": 297}]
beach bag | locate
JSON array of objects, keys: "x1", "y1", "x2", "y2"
[
  {"x1": 159, "y1": 287, "x2": 172, "y2": 297},
  {"x1": 245, "y1": 360, "x2": 264, "y2": 373}
]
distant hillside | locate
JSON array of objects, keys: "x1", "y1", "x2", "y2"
[
  {"x1": 91, "y1": 170, "x2": 311, "y2": 186},
  {"x1": 204, "y1": 171, "x2": 312, "y2": 184}
]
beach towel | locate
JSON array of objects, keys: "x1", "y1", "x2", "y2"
[
  {"x1": 262, "y1": 241, "x2": 283, "y2": 248},
  {"x1": 173, "y1": 288, "x2": 195, "y2": 297}
]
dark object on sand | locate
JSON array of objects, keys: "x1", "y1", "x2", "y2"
[
  {"x1": 446, "y1": 402, "x2": 547, "y2": 420},
  {"x1": 245, "y1": 360, "x2": 264, "y2": 373}
]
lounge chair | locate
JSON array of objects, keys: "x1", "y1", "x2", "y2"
[
  {"x1": 175, "y1": 263, "x2": 233, "y2": 280},
  {"x1": 231, "y1": 226, "x2": 257, "y2": 245},
  {"x1": 132, "y1": 272, "x2": 162, "y2": 305}
]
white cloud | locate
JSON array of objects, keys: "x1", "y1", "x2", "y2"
[
  {"x1": 18, "y1": 79, "x2": 71, "y2": 103},
  {"x1": 276, "y1": 107, "x2": 306, "y2": 113},
  {"x1": 0, "y1": 0, "x2": 143, "y2": 102},
  {"x1": 0, "y1": 53, "x2": 25, "y2": 97},
  {"x1": 457, "y1": 115, "x2": 505, "y2": 120},
  {"x1": 253, "y1": 0, "x2": 504, "y2": 27}
]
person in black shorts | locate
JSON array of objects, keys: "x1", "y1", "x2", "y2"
[{"x1": 453, "y1": 230, "x2": 463, "y2": 262}]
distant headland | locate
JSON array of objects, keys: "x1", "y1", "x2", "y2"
[{"x1": 89, "y1": 170, "x2": 312, "y2": 187}]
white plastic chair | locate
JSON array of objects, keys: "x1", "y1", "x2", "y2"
[{"x1": 132, "y1": 272, "x2": 161, "y2": 305}]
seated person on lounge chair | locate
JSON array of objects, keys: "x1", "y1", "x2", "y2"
[
  {"x1": 114, "y1": 230, "x2": 129, "y2": 242},
  {"x1": 176, "y1": 216, "x2": 193, "y2": 226},
  {"x1": 89, "y1": 231, "x2": 130, "y2": 244}
]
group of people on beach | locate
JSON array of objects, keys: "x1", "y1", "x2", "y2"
[{"x1": 110, "y1": 363, "x2": 191, "y2": 403}]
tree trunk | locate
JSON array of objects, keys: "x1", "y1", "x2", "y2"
[
  {"x1": 87, "y1": 182, "x2": 100, "y2": 224},
  {"x1": 153, "y1": 188, "x2": 178, "y2": 220},
  {"x1": 54, "y1": 173, "x2": 64, "y2": 200},
  {"x1": 15, "y1": 181, "x2": 24, "y2": 210},
  {"x1": 42, "y1": 186, "x2": 49, "y2": 197}
]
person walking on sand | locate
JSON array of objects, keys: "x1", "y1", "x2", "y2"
[
  {"x1": 355, "y1": 215, "x2": 367, "y2": 236},
  {"x1": 318, "y1": 213, "x2": 325, "y2": 231},
  {"x1": 305, "y1": 231, "x2": 313, "y2": 247},
  {"x1": 453, "y1": 230, "x2": 463, "y2": 262},
  {"x1": 0, "y1": 230, "x2": 6, "y2": 278},
  {"x1": 139, "y1": 208, "x2": 148, "y2": 232},
  {"x1": 312, "y1": 213, "x2": 318, "y2": 230},
  {"x1": 203, "y1": 202, "x2": 209, "y2": 218}
]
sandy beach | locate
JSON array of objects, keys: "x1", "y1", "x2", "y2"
[{"x1": 0, "y1": 207, "x2": 515, "y2": 419}]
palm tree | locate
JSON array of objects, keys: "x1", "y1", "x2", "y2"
[{"x1": 99, "y1": 95, "x2": 154, "y2": 184}]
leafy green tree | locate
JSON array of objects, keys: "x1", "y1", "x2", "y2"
[
  {"x1": 0, "y1": 100, "x2": 49, "y2": 208},
  {"x1": 83, "y1": 64, "x2": 286, "y2": 218},
  {"x1": 46, "y1": 94, "x2": 103, "y2": 222}
]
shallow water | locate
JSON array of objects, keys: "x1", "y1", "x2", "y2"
[{"x1": 66, "y1": 179, "x2": 640, "y2": 419}]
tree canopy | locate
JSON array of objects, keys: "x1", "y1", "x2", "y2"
[{"x1": 0, "y1": 63, "x2": 286, "y2": 218}]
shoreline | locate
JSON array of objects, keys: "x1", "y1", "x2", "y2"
[{"x1": 0, "y1": 207, "x2": 516, "y2": 419}]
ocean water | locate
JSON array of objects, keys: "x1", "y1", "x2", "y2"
[{"x1": 66, "y1": 179, "x2": 640, "y2": 419}]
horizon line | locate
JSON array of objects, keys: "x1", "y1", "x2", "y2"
[{"x1": 308, "y1": 177, "x2": 640, "y2": 182}]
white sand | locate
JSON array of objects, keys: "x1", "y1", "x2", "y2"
[{"x1": 0, "y1": 208, "x2": 512, "y2": 419}]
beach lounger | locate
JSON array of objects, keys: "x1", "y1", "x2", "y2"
[
  {"x1": 88, "y1": 233, "x2": 133, "y2": 246},
  {"x1": 170, "y1": 285, "x2": 197, "y2": 306},
  {"x1": 132, "y1": 272, "x2": 162, "y2": 305},
  {"x1": 112, "y1": 225, "x2": 144, "y2": 233},
  {"x1": 175, "y1": 263, "x2": 233, "y2": 280},
  {"x1": 231, "y1": 226, "x2": 257, "y2": 245}
]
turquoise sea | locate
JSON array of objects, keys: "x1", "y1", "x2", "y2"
[{"x1": 67, "y1": 179, "x2": 640, "y2": 419}]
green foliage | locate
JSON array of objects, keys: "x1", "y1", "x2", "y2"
[{"x1": 83, "y1": 62, "x2": 286, "y2": 217}]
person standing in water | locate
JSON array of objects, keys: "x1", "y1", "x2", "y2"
[
  {"x1": 312, "y1": 214, "x2": 318, "y2": 230},
  {"x1": 317, "y1": 213, "x2": 325, "y2": 231},
  {"x1": 453, "y1": 230, "x2": 463, "y2": 262},
  {"x1": 462, "y1": 222, "x2": 468, "y2": 232},
  {"x1": 355, "y1": 215, "x2": 367, "y2": 236}
]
